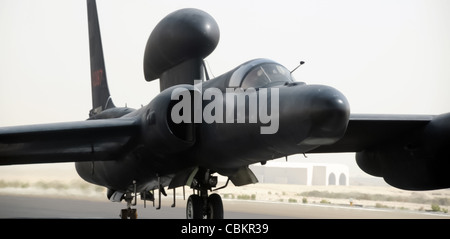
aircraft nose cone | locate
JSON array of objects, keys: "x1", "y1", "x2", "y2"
[{"x1": 304, "y1": 85, "x2": 350, "y2": 145}]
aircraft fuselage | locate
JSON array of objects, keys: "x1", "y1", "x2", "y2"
[{"x1": 75, "y1": 58, "x2": 350, "y2": 193}]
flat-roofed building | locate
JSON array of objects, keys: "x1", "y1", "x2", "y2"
[{"x1": 250, "y1": 162, "x2": 349, "y2": 186}]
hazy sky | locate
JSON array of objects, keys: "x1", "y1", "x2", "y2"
[{"x1": 0, "y1": 0, "x2": 449, "y2": 180}]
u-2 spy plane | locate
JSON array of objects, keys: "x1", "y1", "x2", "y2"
[{"x1": 1, "y1": 0, "x2": 449, "y2": 219}]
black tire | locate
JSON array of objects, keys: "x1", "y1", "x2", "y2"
[
  {"x1": 186, "y1": 194, "x2": 203, "y2": 219},
  {"x1": 207, "y1": 193, "x2": 224, "y2": 219},
  {"x1": 120, "y1": 209, "x2": 128, "y2": 219},
  {"x1": 130, "y1": 209, "x2": 138, "y2": 219},
  {"x1": 120, "y1": 208, "x2": 138, "y2": 219}
]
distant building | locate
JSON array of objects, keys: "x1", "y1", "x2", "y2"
[{"x1": 250, "y1": 162, "x2": 349, "y2": 186}]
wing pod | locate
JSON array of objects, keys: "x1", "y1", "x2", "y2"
[{"x1": 356, "y1": 113, "x2": 450, "y2": 190}]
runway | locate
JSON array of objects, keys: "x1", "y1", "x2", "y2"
[{"x1": 0, "y1": 194, "x2": 448, "y2": 219}]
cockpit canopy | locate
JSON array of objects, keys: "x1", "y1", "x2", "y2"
[
  {"x1": 228, "y1": 59, "x2": 296, "y2": 89},
  {"x1": 241, "y1": 63, "x2": 293, "y2": 89}
]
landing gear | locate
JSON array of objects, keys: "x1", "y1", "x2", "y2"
[
  {"x1": 186, "y1": 194, "x2": 203, "y2": 219},
  {"x1": 206, "y1": 193, "x2": 223, "y2": 219},
  {"x1": 120, "y1": 208, "x2": 138, "y2": 219},
  {"x1": 186, "y1": 169, "x2": 224, "y2": 219},
  {"x1": 114, "y1": 171, "x2": 227, "y2": 219},
  {"x1": 186, "y1": 193, "x2": 223, "y2": 219},
  {"x1": 120, "y1": 192, "x2": 138, "y2": 219}
]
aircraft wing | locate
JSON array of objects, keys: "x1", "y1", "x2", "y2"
[
  {"x1": 0, "y1": 118, "x2": 140, "y2": 165},
  {"x1": 309, "y1": 114, "x2": 433, "y2": 153}
]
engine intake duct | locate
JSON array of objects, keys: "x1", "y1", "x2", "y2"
[{"x1": 142, "y1": 85, "x2": 201, "y2": 155}]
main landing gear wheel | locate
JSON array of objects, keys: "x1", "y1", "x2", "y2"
[
  {"x1": 186, "y1": 195, "x2": 203, "y2": 219},
  {"x1": 186, "y1": 193, "x2": 224, "y2": 219},
  {"x1": 207, "y1": 193, "x2": 223, "y2": 219}
]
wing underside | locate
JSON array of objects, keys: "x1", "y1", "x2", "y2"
[{"x1": 0, "y1": 118, "x2": 139, "y2": 165}]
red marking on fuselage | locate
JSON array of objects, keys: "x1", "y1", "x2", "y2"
[{"x1": 92, "y1": 69, "x2": 103, "y2": 87}]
